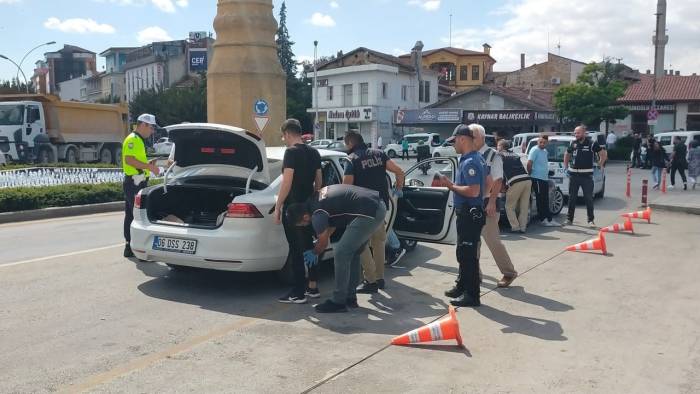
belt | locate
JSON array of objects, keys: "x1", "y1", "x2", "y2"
[
  {"x1": 507, "y1": 174, "x2": 531, "y2": 186},
  {"x1": 568, "y1": 168, "x2": 593, "y2": 173}
]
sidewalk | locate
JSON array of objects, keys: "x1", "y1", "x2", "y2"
[{"x1": 648, "y1": 184, "x2": 700, "y2": 214}]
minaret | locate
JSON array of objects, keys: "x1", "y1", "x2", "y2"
[
  {"x1": 208, "y1": 0, "x2": 287, "y2": 146},
  {"x1": 652, "y1": 0, "x2": 668, "y2": 77}
]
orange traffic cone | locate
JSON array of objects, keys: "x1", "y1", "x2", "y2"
[
  {"x1": 661, "y1": 168, "x2": 667, "y2": 193},
  {"x1": 565, "y1": 231, "x2": 607, "y2": 255},
  {"x1": 621, "y1": 207, "x2": 651, "y2": 224},
  {"x1": 600, "y1": 218, "x2": 634, "y2": 234},
  {"x1": 391, "y1": 306, "x2": 463, "y2": 347}
]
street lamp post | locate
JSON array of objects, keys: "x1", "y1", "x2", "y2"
[
  {"x1": 0, "y1": 54, "x2": 29, "y2": 93},
  {"x1": 313, "y1": 40, "x2": 320, "y2": 140},
  {"x1": 16, "y1": 41, "x2": 56, "y2": 87}
]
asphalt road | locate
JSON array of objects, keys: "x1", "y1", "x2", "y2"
[{"x1": 1, "y1": 163, "x2": 698, "y2": 393}]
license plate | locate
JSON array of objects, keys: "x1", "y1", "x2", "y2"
[
  {"x1": 152, "y1": 236, "x2": 197, "y2": 254},
  {"x1": 551, "y1": 177, "x2": 563, "y2": 184}
]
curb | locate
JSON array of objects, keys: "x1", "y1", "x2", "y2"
[
  {"x1": 647, "y1": 203, "x2": 700, "y2": 216},
  {"x1": 0, "y1": 201, "x2": 124, "y2": 224}
]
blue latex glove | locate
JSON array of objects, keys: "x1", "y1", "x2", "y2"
[
  {"x1": 564, "y1": 168, "x2": 571, "y2": 177},
  {"x1": 303, "y1": 250, "x2": 318, "y2": 268},
  {"x1": 392, "y1": 188, "x2": 403, "y2": 198}
]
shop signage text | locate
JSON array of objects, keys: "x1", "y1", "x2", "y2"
[
  {"x1": 327, "y1": 107, "x2": 373, "y2": 122},
  {"x1": 394, "y1": 108, "x2": 462, "y2": 124}
]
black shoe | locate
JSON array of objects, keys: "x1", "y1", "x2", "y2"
[
  {"x1": 377, "y1": 279, "x2": 386, "y2": 290},
  {"x1": 444, "y1": 285, "x2": 463, "y2": 298},
  {"x1": 388, "y1": 248, "x2": 407, "y2": 267},
  {"x1": 356, "y1": 280, "x2": 379, "y2": 294},
  {"x1": 278, "y1": 290, "x2": 307, "y2": 304},
  {"x1": 450, "y1": 293, "x2": 481, "y2": 307},
  {"x1": 305, "y1": 287, "x2": 320, "y2": 298},
  {"x1": 346, "y1": 297, "x2": 359, "y2": 308},
  {"x1": 123, "y1": 244, "x2": 134, "y2": 258},
  {"x1": 684, "y1": 184, "x2": 688, "y2": 191},
  {"x1": 314, "y1": 299, "x2": 348, "y2": 313}
]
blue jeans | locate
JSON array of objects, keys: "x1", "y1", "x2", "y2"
[
  {"x1": 651, "y1": 166, "x2": 662, "y2": 185},
  {"x1": 386, "y1": 229, "x2": 400, "y2": 251},
  {"x1": 332, "y1": 204, "x2": 386, "y2": 304}
]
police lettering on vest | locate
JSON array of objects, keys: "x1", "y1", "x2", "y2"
[
  {"x1": 500, "y1": 151, "x2": 530, "y2": 186},
  {"x1": 567, "y1": 137, "x2": 603, "y2": 174},
  {"x1": 344, "y1": 144, "x2": 390, "y2": 207}
]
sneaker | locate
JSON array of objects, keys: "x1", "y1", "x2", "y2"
[
  {"x1": 356, "y1": 280, "x2": 379, "y2": 294},
  {"x1": 377, "y1": 279, "x2": 386, "y2": 290},
  {"x1": 549, "y1": 219, "x2": 562, "y2": 227},
  {"x1": 652, "y1": 184, "x2": 659, "y2": 190},
  {"x1": 542, "y1": 220, "x2": 559, "y2": 227},
  {"x1": 314, "y1": 299, "x2": 348, "y2": 313},
  {"x1": 346, "y1": 297, "x2": 359, "y2": 308},
  {"x1": 388, "y1": 248, "x2": 407, "y2": 267},
  {"x1": 305, "y1": 287, "x2": 320, "y2": 298},
  {"x1": 444, "y1": 285, "x2": 463, "y2": 298},
  {"x1": 669, "y1": 185, "x2": 675, "y2": 190},
  {"x1": 683, "y1": 184, "x2": 688, "y2": 191},
  {"x1": 123, "y1": 244, "x2": 134, "y2": 258},
  {"x1": 278, "y1": 291, "x2": 307, "y2": 304},
  {"x1": 588, "y1": 221, "x2": 597, "y2": 228},
  {"x1": 450, "y1": 293, "x2": 481, "y2": 307}
]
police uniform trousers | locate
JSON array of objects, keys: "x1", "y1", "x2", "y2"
[
  {"x1": 456, "y1": 206, "x2": 486, "y2": 299},
  {"x1": 567, "y1": 173, "x2": 594, "y2": 222},
  {"x1": 123, "y1": 176, "x2": 147, "y2": 243}
]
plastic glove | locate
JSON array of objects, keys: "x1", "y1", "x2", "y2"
[
  {"x1": 303, "y1": 250, "x2": 318, "y2": 268},
  {"x1": 392, "y1": 188, "x2": 403, "y2": 198},
  {"x1": 564, "y1": 168, "x2": 571, "y2": 178}
]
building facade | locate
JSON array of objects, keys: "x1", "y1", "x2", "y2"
[
  {"x1": 97, "y1": 47, "x2": 138, "y2": 102},
  {"x1": 308, "y1": 47, "x2": 438, "y2": 144},
  {"x1": 492, "y1": 53, "x2": 586, "y2": 89},
  {"x1": 44, "y1": 45, "x2": 96, "y2": 95}
]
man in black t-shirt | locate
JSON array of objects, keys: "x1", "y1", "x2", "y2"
[
  {"x1": 670, "y1": 136, "x2": 688, "y2": 190},
  {"x1": 342, "y1": 131, "x2": 404, "y2": 294},
  {"x1": 274, "y1": 119, "x2": 323, "y2": 304},
  {"x1": 286, "y1": 184, "x2": 386, "y2": 313}
]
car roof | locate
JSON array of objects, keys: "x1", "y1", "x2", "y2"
[
  {"x1": 655, "y1": 131, "x2": 700, "y2": 136},
  {"x1": 404, "y1": 133, "x2": 439, "y2": 137},
  {"x1": 266, "y1": 146, "x2": 347, "y2": 161}
]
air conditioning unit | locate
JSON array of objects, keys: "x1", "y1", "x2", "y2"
[{"x1": 551, "y1": 77, "x2": 561, "y2": 85}]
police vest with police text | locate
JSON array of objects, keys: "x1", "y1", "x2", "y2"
[{"x1": 569, "y1": 137, "x2": 596, "y2": 174}]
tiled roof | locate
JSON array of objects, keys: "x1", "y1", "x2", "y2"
[
  {"x1": 398, "y1": 47, "x2": 486, "y2": 58},
  {"x1": 317, "y1": 47, "x2": 417, "y2": 73},
  {"x1": 429, "y1": 85, "x2": 555, "y2": 111},
  {"x1": 619, "y1": 74, "x2": 700, "y2": 102}
]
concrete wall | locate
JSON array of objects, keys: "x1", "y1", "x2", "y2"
[
  {"x1": 58, "y1": 77, "x2": 86, "y2": 102},
  {"x1": 440, "y1": 90, "x2": 533, "y2": 111},
  {"x1": 494, "y1": 53, "x2": 583, "y2": 89},
  {"x1": 418, "y1": 50, "x2": 494, "y2": 90}
]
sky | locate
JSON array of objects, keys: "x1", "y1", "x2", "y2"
[{"x1": 0, "y1": 0, "x2": 698, "y2": 84}]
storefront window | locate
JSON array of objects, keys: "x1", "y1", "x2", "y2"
[{"x1": 360, "y1": 83, "x2": 369, "y2": 105}]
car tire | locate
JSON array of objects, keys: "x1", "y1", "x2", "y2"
[
  {"x1": 400, "y1": 238, "x2": 417, "y2": 252},
  {"x1": 550, "y1": 188, "x2": 564, "y2": 215},
  {"x1": 99, "y1": 147, "x2": 113, "y2": 164},
  {"x1": 387, "y1": 149, "x2": 397, "y2": 158},
  {"x1": 595, "y1": 178, "x2": 606, "y2": 199},
  {"x1": 66, "y1": 147, "x2": 78, "y2": 164},
  {"x1": 276, "y1": 255, "x2": 295, "y2": 284},
  {"x1": 113, "y1": 146, "x2": 122, "y2": 166}
]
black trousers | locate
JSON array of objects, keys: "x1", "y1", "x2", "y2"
[
  {"x1": 401, "y1": 149, "x2": 409, "y2": 160},
  {"x1": 533, "y1": 178, "x2": 551, "y2": 222},
  {"x1": 282, "y1": 206, "x2": 319, "y2": 296},
  {"x1": 455, "y1": 207, "x2": 486, "y2": 300},
  {"x1": 123, "y1": 177, "x2": 147, "y2": 243},
  {"x1": 632, "y1": 149, "x2": 641, "y2": 167},
  {"x1": 567, "y1": 174, "x2": 594, "y2": 222},
  {"x1": 670, "y1": 162, "x2": 688, "y2": 185}
]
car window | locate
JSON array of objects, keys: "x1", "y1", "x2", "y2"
[
  {"x1": 544, "y1": 141, "x2": 569, "y2": 162},
  {"x1": 405, "y1": 159, "x2": 455, "y2": 188},
  {"x1": 431, "y1": 135, "x2": 441, "y2": 146},
  {"x1": 406, "y1": 136, "x2": 427, "y2": 144},
  {"x1": 679, "y1": 136, "x2": 687, "y2": 143},
  {"x1": 659, "y1": 136, "x2": 672, "y2": 145},
  {"x1": 321, "y1": 159, "x2": 341, "y2": 186},
  {"x1": 267, "y1": 158, "x2": 283, "y2": 181},
  {"x1": 694, "y1": 135, "x2": 700, "y2": 143}
]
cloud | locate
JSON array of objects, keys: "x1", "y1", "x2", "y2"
[
  {"x1": 151, "y1": 0, "x2": 175, "y2": 12},
  {"x1": 447, "y1": 0, "x2": 699, "y2": 74},
  {"x1": 136, "y1": 26, "x2": 172, "y2": 44},
  {"x1": 408, "y1": 0, "x2": 440, "y2": 11},
  {"x1": 329, "y1": 1, "x2": 339, "y2": 8},
  {"x1": 44, "y1": 17, "x2": 116, "y2": 34},
  {"x1": 0, "y1": 0, "x2": 22, "y2": 4},
  {"x1": 307, "y1": 12, "x2": 336, "y2": 28},
  {"x1": 93, "y1": 0, "x2": 187, "y2": 12},
  {"x1": 175, "y1": 0, "x2": 188, "y2": 6}
]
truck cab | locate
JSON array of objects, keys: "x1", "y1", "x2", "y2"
[{"x1": 0, "y1": 101, "x2": 45, "y2": 163}]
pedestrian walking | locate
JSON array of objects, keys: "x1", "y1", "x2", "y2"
[
  {"x1": 274, "y1": 119, "x2": 323, "y2": 304},
  {"x1": 649, "y1": 140, "x2": 668, "y2": 189},
  {"x1": 122, "y1": 114, "x2": 161, "y2": 258},
  {"x1": 377, "y1": 135, "x2": 383, "y2": 150},
  {"x1": 688, "y1": 141, "x2": 700, "y2": 190},
  {"x1": 473, "y1": 125, "x2": 518, "y2": 287},
  {"x1": 564, "y1": 126, "x2": 607, "y2": 227},
  {"x1": 342, "y1": 131, "x2": 405, "y2": 294},
  {"x1": 286, "y1": 184, "x2": 386, "y2": 313},
  {"x1": 632, "y1": 132, "x2": 642, "y2": 168},
  {"x1": 436, "y1": 124, "x2": 486, "y2": 307},
  {"x1": 401, "y1": 138, "x2": 409, "y2": 160},
  {"x1": 669, "y1": 136, "x2": 688, "y2": 190},
  {"x1": 527, "y1": 135, "x2": 560, "y2": 227},
  {"x1": 498, "y1": 140, "x2": 532, "y2": 233}
]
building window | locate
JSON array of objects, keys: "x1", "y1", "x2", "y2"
[
  {"x1": 419, "y1": 81, "x2": 431, "y2": 103},
  {"x1": 401, "y1": 85, "x2": 408, "y2": 101},
  {"x1": 381, "y1": 82, "x2": 388, "y2": 99},
  {"x1": 360, "y1": 83, "x2": 369, "y2": 105},
  {"x1": 460, "y1": 65, "x2": 468, "y2": 81},
  {"x1": 343, "y1": 84, "x2": 353, "y2": 106},
  {"x1": 472, "y1": 65, "x2": 480, "y2": 81},
  {"x1": 327, "y1": 86, "x2": 333, "y2": 101}
]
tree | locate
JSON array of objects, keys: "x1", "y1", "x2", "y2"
[
  {"x1": 129, "y1": 74, "x2": 207, "y2": 126},
  {"x1": 0, "y1": 78, "x2": 34, "y2": 94},
  {"x1": 276, "y1": 1, "x2": 296, "y2": 78},
  {"x1": 554, "y1": 59, "x2": 629, "y2": 130}
]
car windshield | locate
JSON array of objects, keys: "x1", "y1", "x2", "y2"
[
  {"x1": 545, "y1": 141, "x2": 569, "y2": 162},
  {"x1": 0, "y1": 105, "x2": 25, "y2": 126}
]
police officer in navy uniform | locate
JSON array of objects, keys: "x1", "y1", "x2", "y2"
[
  {"x1": 437, "y1": 124, "x2": 486, "y2": 307},
  {"x1": 563, "y1": 125, "x2": 607, "y2": 227}
]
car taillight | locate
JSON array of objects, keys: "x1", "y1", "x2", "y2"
[
  {"x1": 226, "y1": 203, "x2": 263, "y2": 218},
  {"x1": 134, "y1": 191, "x2": 142, "y2": 208}
]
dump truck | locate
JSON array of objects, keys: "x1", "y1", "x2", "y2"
[{"x1": 0, "y1": 94, "x2": 129, "y2": 165}]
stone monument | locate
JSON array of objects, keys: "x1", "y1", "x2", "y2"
[{"x1": 208, "y1": 0, "x2": 286, "y2": 146}]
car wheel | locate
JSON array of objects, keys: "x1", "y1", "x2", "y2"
[
  {"x1": 276, "y1": 255, "x2": 295, "y2": 284},
  {"x1": 37, "y1": 147, "x2": 54, "y2": 164},
  {"x1": 66, "y1": 147, "x2": 78, "y2": 164},
  {"x1": 400, "y1": 238, "x2": 417, "y2": 252},
  {"x1": 595, "y1": 178, "x2": 606, "y2": 199},
  {"x1": 113, "y1": 146, "x2": 122, "y2": 166},
  {"x1": 99, "y1": 148, "x2": 113, "y2": 164},
  {"x1": 550, "y1": 188, "x2": 564, "y2": 215},
  {"x1": 387, "y1": 149, "x2": 396, "y2": 158}
]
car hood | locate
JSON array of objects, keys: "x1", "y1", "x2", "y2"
[{"x1": 167, "y1": 123, "x2": 269, "y2": 184}]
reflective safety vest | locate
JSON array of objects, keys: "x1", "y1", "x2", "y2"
[{"x1": 122, "y1": 132, "x2": 150, "y2": 177}]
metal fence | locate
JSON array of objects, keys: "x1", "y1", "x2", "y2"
[{"x1": 0, "y1": 167, "x2": 125, "y2": 188}]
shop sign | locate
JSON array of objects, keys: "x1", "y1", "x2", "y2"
[
  {"x1": 463, "y1": 110, "x2": 535, "y2": 123},
  {"x1": 394, "y1": 108, "x2": 462, "y2": 124},
  {"x1": 327, "y1": 107, "x2": 373, "y2": 122}
]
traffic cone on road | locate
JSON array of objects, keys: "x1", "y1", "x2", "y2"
[
  {"x1": 621, "y1": 207, "x2": 652, "y2": 224},
  {"x1": 600, "y1": 218, "x2": 634, "y2": 234},
  {"x1": 565, "y1": 231, "x2": 608, "y2": 255},
  {"x1": 391, "y1": 306, "x2": 463, "y2": 347}
]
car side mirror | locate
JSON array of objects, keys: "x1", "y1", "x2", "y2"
[{"x1": 407, "y1": 178, "x2": 424, "y2": 187}]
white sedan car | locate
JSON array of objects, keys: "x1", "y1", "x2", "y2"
[
  {"x1": 153, "y1": 137, "x2": 174, "y2": 155},
  {"x1": 130, "y1": 123, "x2": 459, "y2": 280},
  {"x1": 432, "y1": 135, "x2": 496, "y2": 159}
]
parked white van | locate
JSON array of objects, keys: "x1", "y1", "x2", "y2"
[
  {"x1": 654, "y1": 131, "x2": 700, "y2": 157},
  {"x1": 384, "y1": 133, "x2": 442, "y2": 158}
]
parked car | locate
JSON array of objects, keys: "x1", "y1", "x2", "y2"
[
  {"x1": 325, "y1": 141, "x2": 347, "y2": 152},
  {"x1": 524, "y1": 135, "x2": 606, "y2": 199},
  {"x1": 384, "y1": 133, "x2": 442, "y2": 158},
  {"x1": 130, "y1": 123, "x2": 458, "y2": 280},
  {"x1": 511, "y1": 133, "x2": 542, "y2": 155},
  {"x1": 654, "y1": 130, "x2": 700, "y2": 157},
  {"x1": 497, "y1": 180, "x2": 564, "y2": 227},
  {"x1": 308, "y1": 139, "x2": 333, "y2": 149},
  {"x1": 432, "y1": 135, "x2": 496, "y2": 159},
  {"x1": 153, "y1": 137, "x2": 174, "y2": 156}
]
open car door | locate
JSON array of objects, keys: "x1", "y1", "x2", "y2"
[{"x1": 394, "y1": 157, "x2": 458, "y2": 245}]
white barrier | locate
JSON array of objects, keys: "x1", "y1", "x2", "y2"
[{"x1": 0, "y1": 167, "x2": 125, "y2": 188}]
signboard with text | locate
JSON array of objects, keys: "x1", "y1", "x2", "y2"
[
  {"x1": 189, "y1": 49, "x2": 208, "y2": 72},
  {"x1": 394, "y1": 108, "x2": 462, "y2": 124},
  {"x1": 326, "y1": 107, "x2": 373, "y2": 122},
  {"x1": 463, "y1": 110, "x2": 535, "y2": 123}
]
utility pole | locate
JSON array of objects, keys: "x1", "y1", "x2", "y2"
[
  {"x1": 313, "y1": 40, "x2": 320, "y2": 140},
  {"x1": 449, "y1": 14, "x2": 452, "y2": 47},
  {"x1": 651, "y1": 0, "x2": 668, "y2": 136}
]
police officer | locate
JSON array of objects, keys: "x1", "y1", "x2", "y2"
[
  {"x1": 437, "y1": 124, "x2": 486, "y2": 307},
  {"x1": 563, "y1": 125, "x2": 607, "y2": 227},
  {"x1": 122, "y1": 114, "x2": 160, "y2": 258},
  {"x1": 342, "y1": 131, "x2": 405, "y2": 294}
]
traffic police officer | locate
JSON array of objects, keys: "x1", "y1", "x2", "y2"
[
  {"x1": 437, "y1": 124, "x2": 486, "y2": 307},
  {"x1": 563, "y1": 125, "x2": 607, "y2": 227},
  {"x1": 122, "y1": 114, "x2": 160, "y2": 257}
]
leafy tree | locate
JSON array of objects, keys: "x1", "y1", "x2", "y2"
[
  {"x1": 554, "y1": 59, "x2": 629, "y2": 129},
  {"x1": 129, "y1": 74, "x2": 207, "y2": 126},
  {"x1": 275, "y1": 1, "x2": 296, "y2": 78},
  {"x1": 0, "y1": 78, "x2": 34, "y2": 94}
]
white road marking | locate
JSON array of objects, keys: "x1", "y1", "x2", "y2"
[
  {"x1": 0, "y1": 212, "x2": 122, "y2": 229},
  {"x1": 0, "y1": 243, "x2": 122, "y2": 268}
]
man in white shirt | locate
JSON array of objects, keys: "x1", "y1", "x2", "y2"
[{"x1": 606, "y1": 131, "x2": 617, "y2": 149}]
